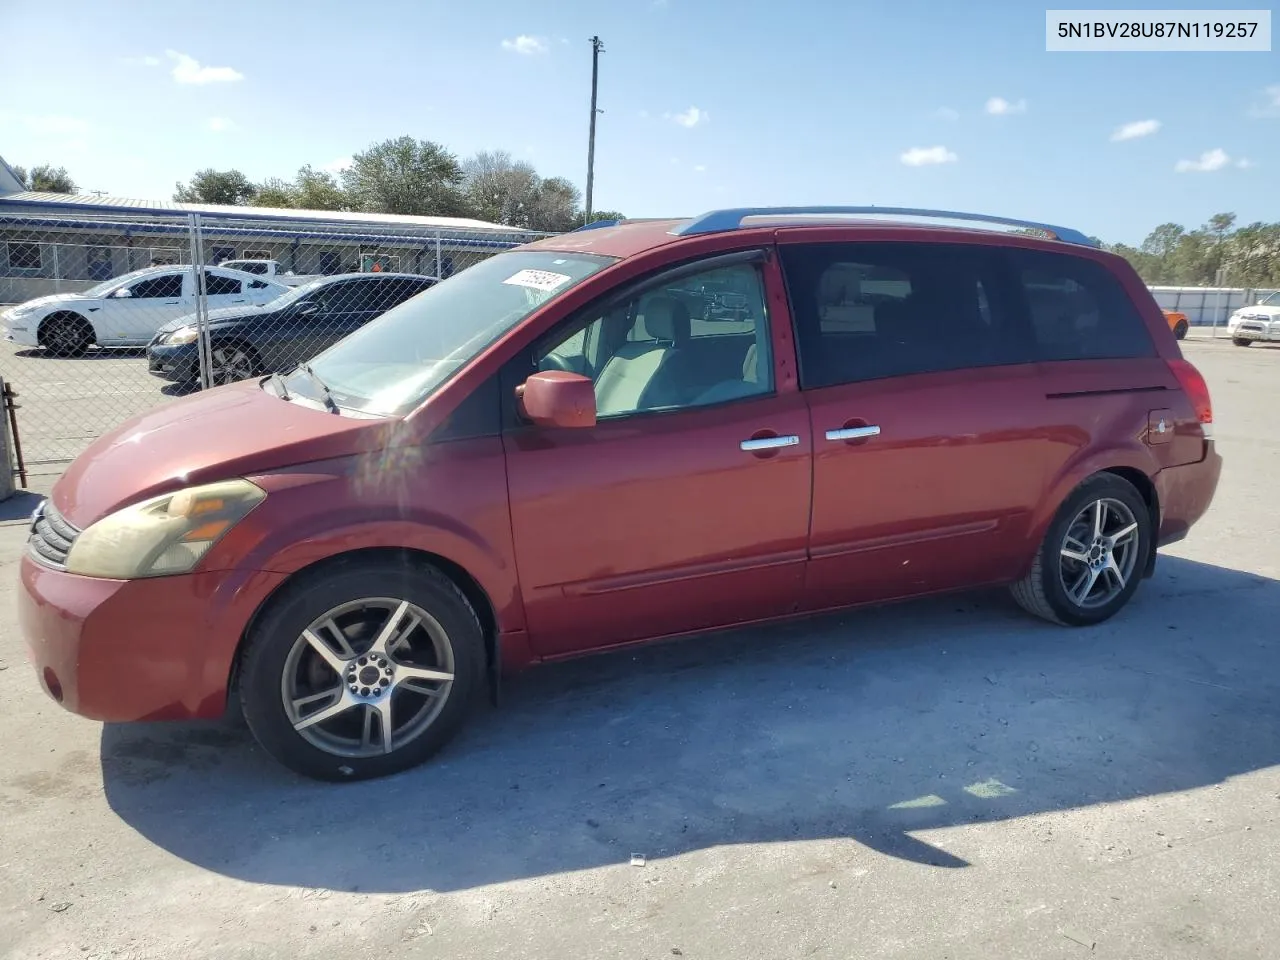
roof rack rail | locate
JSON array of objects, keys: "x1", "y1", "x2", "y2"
[
  {"x1": 572, "y1": 218, "x2": 621, "y2": 232},
  {"x1": 669, "y1": 206, "x2": 1098, "y2": 247}
]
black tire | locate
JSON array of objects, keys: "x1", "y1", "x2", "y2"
[
  {"x1": 1173, "y1": 320, "x2": 1188, "y2": 340},
  {"x1": 239, "y1": 558, "x2": 486, "y2": 781},
  {"x1": 1011, "y1": 473, "x2": 1153, "y2": 627},
  {"x1": 1232, "y1": 337, "x2": 1252, "y2": 347},
  {"x1": 209, "y1": 340, "x2": 262, "y2": 385},
  {"x1": 38, "y1": 313, "x2": 94, "y2": 357}
]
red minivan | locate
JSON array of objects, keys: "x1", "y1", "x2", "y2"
[{"x1": 18, "y1": 208, "x2": 1222, "y2": 781}]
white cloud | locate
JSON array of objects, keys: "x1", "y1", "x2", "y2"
[
  {"x1": 935, "y1": 107, "x2": 960, "y2": 121},
  {"x1": 693, "y1": 164, "x2": 707, "y2": 173},
  {"x1": 206, "y1": 117, "x2": 233, "y2": 132},
  {"x1": 985, "y1": 96, "x2": 1027, "y2": 116},
  {"x1": 668, "y1": 106, "x2": 707, "y2": 128},
  {"x1": 167, "y1": 50, "x2": 244, "y2": 84},
  {"x1": 1175, "y1": 148, "x2": 1230, "y2": 173},
  {"x1": 323, "y1": 156, "x2": 353, "y2": 173},
  {"x1": 900, "y1": 145, "x2": 958, "y2": 166},
  {"x1": 1237, "y1": 157, "x2": 1257, "y2": 169},
  {"x1": 1111, "y1": 118, "x2": 1161, "y2": 141},
  {"x1": 501, "y1": 35, "x2": 548, "y2": 55},
  {"x1": 1247, "y1": 84, "x2": 1280, "y2": 118},
  {"x1": 122, "y1": 55, "x2": 161, "y2": 67}
]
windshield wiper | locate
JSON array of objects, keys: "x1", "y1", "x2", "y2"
[
  {"x1": 268, "y1": 371, "x2": 291, "y2": 400},
  {"x1": 300, "y1": 362, "x2": 340, "y2": 414}
]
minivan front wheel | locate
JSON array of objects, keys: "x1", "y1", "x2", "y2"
[
  {"x1": 239, "y1": 560, "x2": 485, "y2": 781},
  {"x1": 1012, "y1": 474, "x2": 1152, "y2": 626}
]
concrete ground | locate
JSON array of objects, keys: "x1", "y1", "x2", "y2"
[
  {"x1": 0, "y1": 340, "x2": 189, "y2": 479},
  {"x1": 1, "y1": 337, "x2": 1278, "y2": 960}
]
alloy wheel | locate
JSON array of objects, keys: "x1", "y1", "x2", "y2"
[
  {"x1": 280, "y1": 598, "x2": 456, "y2": 759},
  {"x1": 210, "y1": 346, "x2": 256, "y2": 384},
  {"x1": 1057, "y1": 498, "x2": 1141, "y2": 609}
]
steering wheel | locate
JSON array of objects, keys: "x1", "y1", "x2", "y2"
[{"x1": 538, "y1": 352, "x2": 575, "y2": 373}]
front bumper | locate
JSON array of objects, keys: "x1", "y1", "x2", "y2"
[
  {"x1": 1231, "y1": 323, "x2": 1280, "y2": 342},
  {"x1": 3, "y1": 320, "x2": 39, "y2": 347},
  {"x1": 147, "y1": 342, "x2": 199, "y2": 382},
  {"x1": 18, "y1": 553, "x2": 287, "y2": 722}
]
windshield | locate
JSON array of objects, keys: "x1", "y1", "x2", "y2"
[
  {"x1": 288, "y1": 250, "x2": 615, "y2": 416},
  {"x1": 1259, "y1": 292, "x2": 1280, "y2": 307}
]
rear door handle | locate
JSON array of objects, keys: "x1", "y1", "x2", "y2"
[
  {"x1": 741, "y1": 434, "x2": 799, "y2": 451},
  {"x1": 826, "y1": 425, "x2": 881, "y2": 441}
]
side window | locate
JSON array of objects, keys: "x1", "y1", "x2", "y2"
[
  {"x1": 315, "y1": 280, "x2": 369, "y2": 313},
  {"x1": 780, "y1": 242, "x2": 1027, "y2": 388},
  {"x1": 248, "y1": 279, "x2": 270, "y2": 290},
  {"x1": 533, "y1": 259, "x2": 772, "y2": 419},
  {"x1": 204, "y1": 271, "x2": 242, "y2": 296},
  {"x1": 1009, "y1": 250, "x2": 1156, "y2": 361},
  {"x1": 130, "y1": 273, "x2": 184, "y2": 299}
]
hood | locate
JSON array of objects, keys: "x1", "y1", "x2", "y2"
[
  {"x1": 52, "y1": 380, "x2": 394, "y2": 528},
  {"x1": 6, "y1": 292, "x2": 91, "y2": 312},
  {"x1": 1235, "y1": 306, "x2": 1280, "y2": 320},
  {"x1": 155, "y1": 303, "x2": 271, "y2": 334}
]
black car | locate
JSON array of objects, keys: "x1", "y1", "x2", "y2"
[{"x1": 147, "y1": 272, "x2": 436, "y2": 385}]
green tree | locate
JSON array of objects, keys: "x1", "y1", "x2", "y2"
[
  {"x1": 292, "y1": 165, "x2": 346, "y2": 211},
  {"x1": 526, "y1": 176, "x2": 582, "y2": 233},
  {"x1": 12, "y1": 163, "x2": 77, "y2": 192},
  {"x1": 174, "y1": 168, "x2": 257, "y2": 205},
  {"x1": 341, "y1": 137, "x2": 467, "y2": 217},
  {"x1": 253, "y1": 177, "x2": 296, "y2": 208},
  {"x1": 462, "y1": 150, "x2": 541, "y2": 226}
]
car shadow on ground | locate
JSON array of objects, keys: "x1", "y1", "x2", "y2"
[
  {"x1": 12, "y1": 347, "x2": 148, "y2": 361},
  {"x1": 100, "y1": 555, "x2": 1280, "y2": 893}
]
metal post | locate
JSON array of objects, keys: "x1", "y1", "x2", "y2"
[
  {"x1": 585, "y1": 35, "x2": 605, "y2": 221},
  {"x1": 187, "y1": 213, "x2": 213, "y2": 388},
  {"x1": 51, "y1": 243, "x2": 61, "y2": 294},
  {"x1": 1212, "y1": 267, "x2": 1226, "y2": 339},
  {"x1": 434, "y1": 232, "x2": 443, "y2": 280}
]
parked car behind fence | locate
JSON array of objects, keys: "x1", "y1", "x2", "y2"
[{"x1": 147, "y1": 272, "x2": 436, "y2": 386}]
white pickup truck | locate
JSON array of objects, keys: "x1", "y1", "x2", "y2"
[{"x1": 218, "y1": 259, "x2": 316, "y2": 287}]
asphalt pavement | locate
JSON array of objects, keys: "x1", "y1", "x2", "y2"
[{"x1": 0, "y1": 336, "x2": 1277, "y2": 960}]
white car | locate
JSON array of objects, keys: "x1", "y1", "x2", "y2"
[
  {"x1": 1, "y1": 265, "x2": 289, "y2": 356},
  {"x1": 1227, "y1": 291, "x2": 1280, "y2": 346}
]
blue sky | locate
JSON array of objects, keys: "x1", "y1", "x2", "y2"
[{"x1": 1, "y1": 0, "x2": 1276, "y2": 245}]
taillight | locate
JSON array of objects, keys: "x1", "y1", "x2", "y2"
[{"x1": 1168, "y1": 358, "x2": 1213, "y2": 430}]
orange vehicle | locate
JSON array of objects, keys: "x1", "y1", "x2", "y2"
[{"x1": 1163, "y1": 309, "x2": 1190, "y2": 340}]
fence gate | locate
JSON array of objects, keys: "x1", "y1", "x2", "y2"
[{"x1": 0, "y1": 209, "x2": 545, "y2": 481}]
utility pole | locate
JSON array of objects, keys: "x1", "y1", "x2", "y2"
[{"x1": 585, "y1": 35, "x2": 605, "y2": 221}]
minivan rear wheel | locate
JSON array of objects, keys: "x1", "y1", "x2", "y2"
[
  {"x1": 1011, "y1": 474, "x2": 1152, "y2": 626},
  {"x1": 239, "y1": 559, "x2": 485, "y2": 781}
]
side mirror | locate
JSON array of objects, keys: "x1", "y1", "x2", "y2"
[
  {"x1": 295, "y1": 301, "x2": 320, "y2": 316},
  {"x1": 112, "y1": 288, "x2": 133, "y2": 299},
  {"x1": 517, "y1": 371, "x2": 596, "y2": 428}
]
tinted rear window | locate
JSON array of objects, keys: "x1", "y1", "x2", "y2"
[
  {"x1": 1010, "y1": 249, "x2": 1156, "y2": 361},
  {"x1": 780, "y1": 242, "x2": 1031, "y2": 388}
]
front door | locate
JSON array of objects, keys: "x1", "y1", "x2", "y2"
[
  {"x1": 779, "y1": 238, "x2": 1051, "y2": 611},
  {"x1": 106, "y1": 271, "x2": 191, "y2": 342},
  {"x1": 503, "y1": 251, "x2": 814, "y2": 657}
]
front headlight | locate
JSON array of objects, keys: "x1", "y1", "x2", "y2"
[
  {"x1": 65, "y1": 479, "x2": 266, "y2": 579},
  {"x1": 163, "y1": 326, "x2": 199, "y2": 345}
]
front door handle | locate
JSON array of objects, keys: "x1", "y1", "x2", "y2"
[
  {"x1": 741, "y1": 434, "x2": 800, "y2": 451},
  {"x1": 826, "y1": 425, "x2": 881, "y2": 441}
]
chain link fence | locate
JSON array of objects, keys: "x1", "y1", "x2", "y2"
[{"x1": 0, "y1": 209, "x2": 548, "y2": 479}]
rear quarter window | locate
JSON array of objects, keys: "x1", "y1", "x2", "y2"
[{"x1": 1009, "y1": 250, "x2": 1156, "y2": 361}]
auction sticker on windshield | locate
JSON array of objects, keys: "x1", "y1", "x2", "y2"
[{"x1": 503, "y1": 269, "x2": 572, "y2": 292}]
